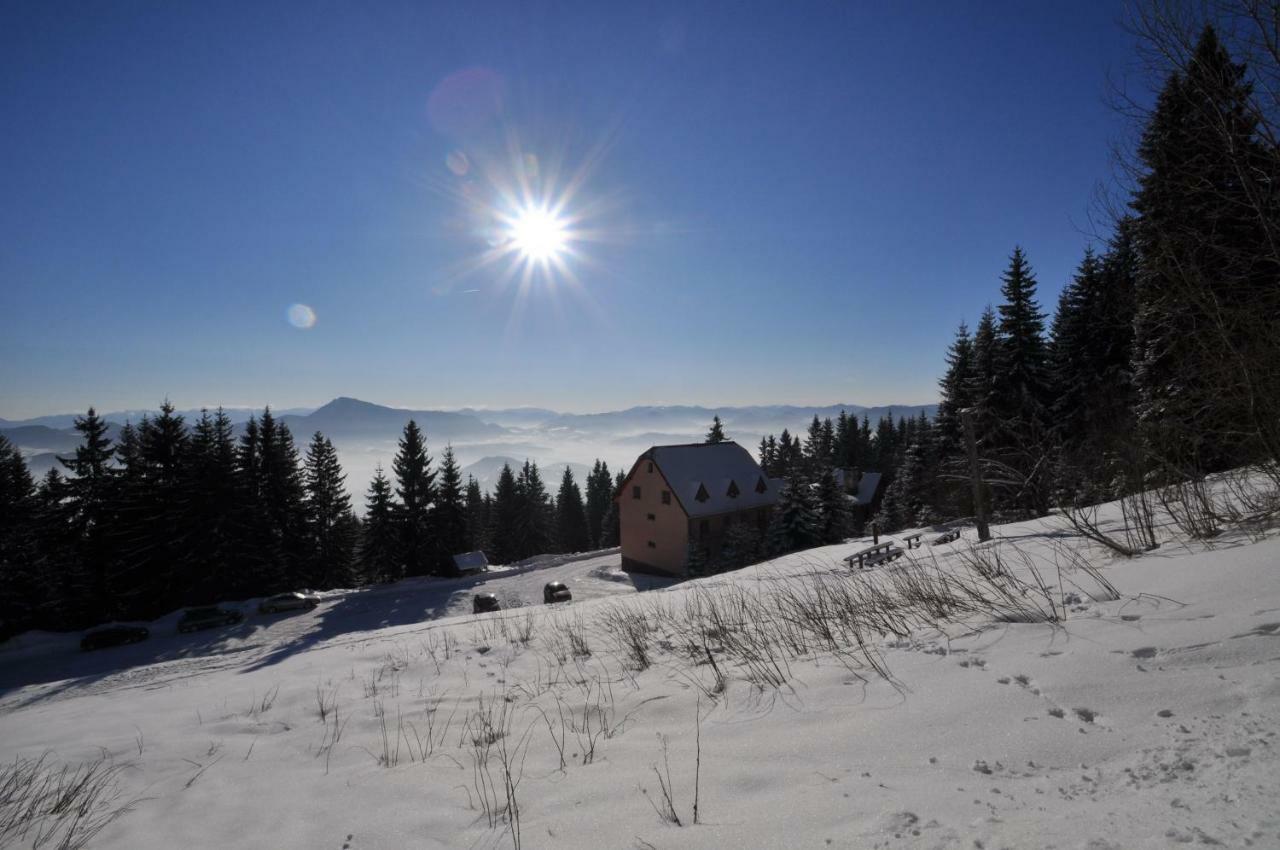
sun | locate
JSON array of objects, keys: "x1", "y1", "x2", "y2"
[{"x1": 508, "y1": 205, "x2": 568, "y2": 262}]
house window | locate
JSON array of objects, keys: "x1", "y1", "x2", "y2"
[
  {"x1": 727, "y1": 480, "x2": 740, "y2": 498},
  {"x1": 647, "y1": 513, "x2": 655, "y2": 521},
  {"x1": 632, "y1": 486, "x2": 641, "y2": 500},
  {"x1": 699, "y1": 519, "x2": 709, "y2": 536},
  {"x1": 755, "y1": 476, "x2": 767, "y2": 494},
  {"x1": 661, "y1": 490, "x2": 671, "y2": 505},
  {"x1": 647, "y1": 540, "x2": 656, "y2": 549},
  {"x1": 695, "y1": 483, "x2": 710, "y2": 502},
  {"x1": 647, "y1": 462, "x2": 653, "y2": 473}
]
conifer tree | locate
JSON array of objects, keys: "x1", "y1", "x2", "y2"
[
  {"x1": 259, "y1": 409, "x2": 308, "y2": 589},
  {"x1": 599, "y1": 472, "x2": 624, "y2": 547},
  {"x1": 360, "y1": 465, "x2": 399, "y2": 582},
  {"x1": 993, "y1": 247, "x2": 1051, "y2": 431},
  {"x1": 514, "y1": 461, "x2": 552, "y2": 559},
  {"x1": 303, "y1": 432, "x2": 356, "y2": 587},
  {"x1": 1132, "y1": 25, "x2": 1280, "y2": 470},
  {"x1": 182, "y1": 409, "x2": 242, "y2": 600},
  {"x1": 555, "y1": 466, "x2": 590, "y2": 553},
  {"x1": 464, "y1": 475, "x2": 488, "y2": 556},
  {"x1": 584, "y1": 460, "x2": 612, "y2": 549},
  {"x1": 0, "y1": 437, "x2": 39, "y2": 638},
  {"x1": 391, "y1": 419, "x2": 435, "y2": 576},
  {"x1": 59, "y1": 408, "x2": 117, "y2": 625},
  {"x1": 488, "y1": 463, "x2": 521, "y2": 563},
  {"x1": 769, "y1": 479, "x2": 820, "y2": 554},
  {"x1": 816, "y1": 467, "x2": 852, "y2": 544},
  {"x1": 433, "y1": 446, "x2": 468, "y2": 573},
  {"x1": 705, "y1": 415, "x2": 727, "y2": 444}
]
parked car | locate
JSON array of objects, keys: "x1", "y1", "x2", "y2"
[
  {"x1": 178, "y1": 606, "x2": 244, "y2": 634},
  {"x1": 473, "y1": 592, "x2": 501, "y2": 614},
  {"x1": 259, "y1": 592, "x2": 319, "y2": 615},
  {"x1": 543, "y1": 581, "x2": 572, "y2": 604},
  {"x1": 81, "y1": 625, "x2": 149, "y2": 651}
]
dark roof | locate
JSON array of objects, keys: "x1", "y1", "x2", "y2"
[{"x1": 636, "y1": 441, "x2": 778, "y2": 518}]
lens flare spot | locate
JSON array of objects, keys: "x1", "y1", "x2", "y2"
[
  {"x1": 286, "y1": 303, "x2": 317, "y2": 329},
  {"x1": 446, "y1": 150, "x2": 470, "y2": 176}
]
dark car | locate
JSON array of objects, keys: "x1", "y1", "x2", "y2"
[
  {"x1": 259, "y1": 592, "x2": 319, "y2": 615},
  {"x1": 178, "y1": 606, "x2": 244, "y2": 634},
  {"x1": 543, "y1": 581, "x2": 572, "y2": 604},
  {"x1": 80, "y1": 625, "x2": 149, "y2": 651},
  {"x1": 473, "y1": 592, "x2": 501, "y2": 614}
]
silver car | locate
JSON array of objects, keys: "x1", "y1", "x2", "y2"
[{"x1": 259, "y1": 592, "x2": 320, "y2": 615}]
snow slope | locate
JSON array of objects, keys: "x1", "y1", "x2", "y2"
[{"x1": 2, "y1": 506, "x2": 1278, "y2": 849}]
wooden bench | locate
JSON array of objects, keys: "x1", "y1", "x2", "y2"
[
  {"x1": 932, "y1": 529, "x2": 962, "y2": 546},
  {"x1": 844, "y1": 541, "x2": 904, "y2": 570},
  {"x1": 903, "y1": 532, "x2": 924, "y2": 550}
]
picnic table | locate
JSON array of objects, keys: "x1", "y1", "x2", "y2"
[
  {"x1": 903, "y1": 532, "x2": 924, "y2": 550},
  {"x1": 844, "y1": 541, "x2": 904, "y2": 570}
]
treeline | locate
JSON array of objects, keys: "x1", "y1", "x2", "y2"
[
  {"x1": 750, "y1": 22, "x2": 1280, "y2": 541},
  {"x1": 0, "y1": 406, "x2": 623, "y2": 637},
  {"x1": 786, "y1": 23, "x2": 1280, "y2": 537}
]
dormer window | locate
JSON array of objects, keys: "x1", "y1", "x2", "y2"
[
  {"x1": 695, "y1": 483, "x2": 710, "y2": 503},
  {"x1": 755, "y1": 476, "x2": 767, "y2": 494},
  {"x1": 727, "y1": 480, "x2": 740, "y2": 498}
]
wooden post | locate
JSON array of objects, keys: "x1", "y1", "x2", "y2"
[
  {"x1": 961, "y1": 408, "x2": 991, "y2": 542},
  {"x1": 872, "y1": 521, "x2": 880, "y2": 545}
]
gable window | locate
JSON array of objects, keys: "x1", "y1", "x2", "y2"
[
  {"x1": 695, "y1": 483, "x2": 710, "y2": 503},
  {"x1": 647, "y1": 540, "x2": 656, "y2": 549},
  {"x1": 727, "y1": 480, "x2": 740, "y2": 498},
  {"x1": 647, "y1": 462, "x2": 654, "y2": 473},
  {"x1": 755, "y1": 476, "x2": 767, "y2": 494},
  {"x1": 647, "y1": 513, "x2": 656, "y2": 521},
  {"x1": 632, "y1": 486, "x2": 641, "y2": 500},
  {"x1": 661, "y1": 490, "x2": 671, "y2": 505}
]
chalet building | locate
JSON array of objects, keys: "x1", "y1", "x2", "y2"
[{"x1": 617, "y1": 441, "x2": 779, "y2": 576}]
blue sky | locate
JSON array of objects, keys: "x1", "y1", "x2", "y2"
[{"x1": 1, "y1": 1, "x2": 1142, "y2": 419}]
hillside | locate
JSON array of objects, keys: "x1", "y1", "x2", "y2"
[{"x1": 1, "y1": 480, "x2": 1277, "y2": 848}]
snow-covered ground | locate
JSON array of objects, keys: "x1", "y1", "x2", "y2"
[{"x1": 2, "y1": 499, "x2": 1279, "y2": 849}]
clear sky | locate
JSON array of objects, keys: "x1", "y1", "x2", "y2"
[{"x1": 0, "y1": 1, "x2": 1142, "y2": 419}]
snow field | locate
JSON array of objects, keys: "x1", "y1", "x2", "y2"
[{"x1": 2, "y1": 484, "x2": 1280, "y2": 848}]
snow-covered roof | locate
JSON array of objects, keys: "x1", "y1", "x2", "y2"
[
  {"x1": 637, "y1": 441, "x2": 778, "y2": 518},
  {"x1": 852, "y1": 472, "x2": 882, "y2": 506},
  {"x1": 452, "y1": 551, "x2": 489, "y2": 572}
]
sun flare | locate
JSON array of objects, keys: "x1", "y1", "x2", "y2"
[{"x1": 508, "y1": 205, "x2": 568, "y2": 262}]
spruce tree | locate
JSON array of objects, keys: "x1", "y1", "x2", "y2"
[
  {"x1": 584, "y1": 460, "x2": 612, "y2": 549},
  {"x1": 303, "y1": 432, "x2": 356, "y2": 587},
  {"x1": 1131, "y1": 25, "x2": 1280, "y2": 470},
  {"x1": 360, "y1": 465, "x2": 399, "y2": 582},
  {"x1": 514, "y1": 461, "x2": 552, "y2": 559},
  {"x1": 433, "y1": 446, "x2": 468, "y2": 573},
  {"x1": 768, "y1": 479, "x2": 819, "y2": 554},
  {"x1": 555, "y1": 466, "x2": 590, "y2": 554},
  {"x1": 391, "y1": 420, "x2": 435, "y2": 576},
  {"x1": 488, "y1": 463, "x2": 520, "y2": 563},
  {"x1": 816, "y1": 467, "x2": 852, "y2": 544},
  {"x1": 260, "y1": 409, "x2": 308, "y2": 589},
  {"x1": 993, "y1": 247, "x2": 1051, "y2": 433},
  {"x1": 464, "y1": 475, "x2": 488, "y2": 556},
  {"x1": 182, "y1": 409, "x2": 242, "y2": 601},
  {"x1": 59, "y1": 408, "x2": 117, "y2": 625},
  {"x1": 0, "y1": 437, "x2": 39, "y2": 638},
  {"x1": 705, "y1": 415, "x2": 727, "y2": 444}
]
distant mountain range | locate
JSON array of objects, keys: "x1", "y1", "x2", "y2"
[{"x1": 2, "y1": 397, "x2": 937, "y2": 494}]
